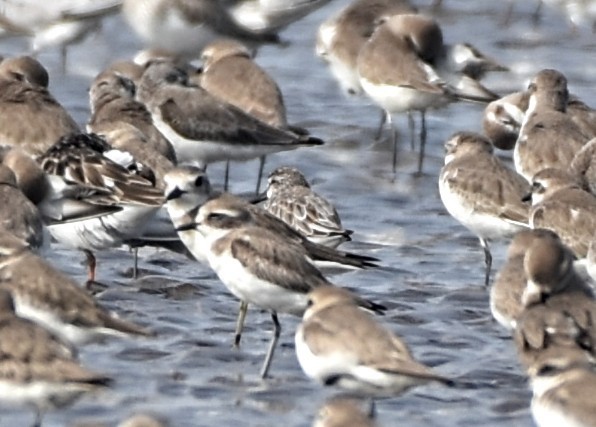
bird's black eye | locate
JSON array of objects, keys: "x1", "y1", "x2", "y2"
[
  {"x1": 208, "y1": 212, "x2": 226, "y2": 221},
  {"x1": 536, "y1": 364, "x2": 558, "y2": 376},
  {"x1": 194, "y1": 175, "x2": 203, "y2": 187},
  {"x1": 306, "y1": 298, "x2": 313, "y2": 308}
]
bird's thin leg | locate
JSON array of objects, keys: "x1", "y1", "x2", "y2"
[
  {"x1": 532, "y1": 0, "x2": 543, "y2": 25},
  {"x1": 234, "y1": 300, "x2": 249, "y2": 348},
  {"x1": 417, "y1": 110, "x2": 427, "y2": 174},
  {"x1": 408, "y1": 110, "x2": 416, "y2": 150},
  {"x1": 83, "y1": 249, "x2": 96, "y2": 283},
  {"x1": 374, "y1": 109, "x2": 388, "y2": 141},
  {"x1": 387, "y1": 112, "x2": 398, "y2": 174},
  {"x1": 260, "y1": 311, "x2": 281, "y2": 379},
  {"x1": 255, "y1": 155, "x2": 266, "y2": 195},
  {"x1": 32, "y1": 408, "x2": 43, "y2": 427},
  {"x1": 480, "y1": 238, "x2": 492, "y2": 287},
  {"x1": 224, "y1": 160, "x2": 231, "y2": 192},
  {"x1": 501, "y1": 0, "x2": 515, "y2": 26},
  {"x1": 132, "y1": 246, "x2": 139, "y2": 279}
]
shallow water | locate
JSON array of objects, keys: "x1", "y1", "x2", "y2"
[{"x1": 0, "y1": 1, "x2": 595, "y2": 426}]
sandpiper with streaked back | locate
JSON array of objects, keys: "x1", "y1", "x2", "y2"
[
  {"x1": 37, "y1": 132, "x2": 165, "y2": 282},
  {"x1": 438, "y1": 131, "x2": 530, "y2": 286},
  {"x1": 0, "y1": 288, "x2": 111, "y2": 426},
  {"x1": 295, "y1": 286, "x2": 451, "y2": 396},
  {"x1": 256, "y1": 166, "x2": 353, "y2": 248},
  {"x1": 137, "y1": 61, "x2": 324, "y2": 171}
]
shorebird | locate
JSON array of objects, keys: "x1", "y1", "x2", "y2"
[
  {"x1": 37, "y1": 132, "x2": 164, "y2": 282},
  {"x1": 513, "y1": 231, "x2": 596, "y2": 370},
  {"x1": 0, "y1": 288, "x2": 111, "y2": 426},
  {"x1": 315, "y1": 0, "x2": 416, "y2": 96},
  {"x1": 122, "y1": 0, "x2": 280, "y2": 57},
  {"x1": 482, "y1": 91, "x2": 529, "y2": 151},
  {"x1": 490, "y1": 228, "x2": 561, "y2": 330},
  {"x1": 569, "y1": 137, "x2": 596, "y2": 196},
  {"x1": 514, "y1": 69, "x2": 590, "y2": 182},
  {"x1": 295, "y1": 287, "x2": 451, "y2": 396},
  {"x1": 357, "y1": 14, "x2": 497, "y2": 173},
  {"x1": 438, "y1": 132, "x2": 530, "y2": 286},
  {"x1": 226, "y1": 0, "x2": 334, "y2": 35},
  {"x1": 520, "y1": 226, "x2": 594, "y2": 307},
  {"x1": 0, "y1": 229, "x2": 153, "y2": 345},
  {"x1": 524, "y1": 168, "x2": 596, "y2": 258},
  {"x1": 175, "y1": 194, "x2": 383, "y2": 378},
  {"x1": 88, "y1": 68, "x2": 178, "y2": 165},
  {"x1": 164, "y1": 165, "x2": 214, "y2": 266},
  {"x1": 255, "y1": 166, "x2": 353, "y2": 248},
  {"x1": 198, "y1": 38, "x2": 306, "y2": 192},
  {"x1": 0, "y1": 0, "x2": 120, "y2": 69},
  {"x1": 137, "y1": 61, "x2": 324, "y2": 171},
  {"x1": 0, "y1": 56, "x2": 79, "y2": 156},
  {"x1": 527, "y1": 348, "x2": 596, "y2": 427},
  {"x1": 174, "y1": 192, "x2": 379, "y2": 270},
  {"x1": 0, "y1": 164, "x2": 44, "y2": 249},
  {"x1": 313, "y1": 396, "x2": 377, "y2": 427}
]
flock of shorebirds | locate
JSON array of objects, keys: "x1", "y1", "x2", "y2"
[{"x1": 0, "y1": 0, "x2": 595, "y2": 426}]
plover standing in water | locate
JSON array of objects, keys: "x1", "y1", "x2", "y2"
[
  {"x1": 137, "y1": 61, "x2": 324, "y2": 172},
  {"x1": 175, "y1": 195, "x2": 383, "y2": 378},
  {"x1": 295, "y1": 287, "x2": 451, "y2": 396},
  {"x1": 438, "y1": 132, "x2": 530, "y2": 286},
  {"x1": 316, "y1": 0, "x2": 416, "y2": 97},
  {"x1": 358, "y1": 14, "x2": 496, "y2": 173},
  {"x1": 198, "y1": 38, "x2": 310, "y2": 192}
]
